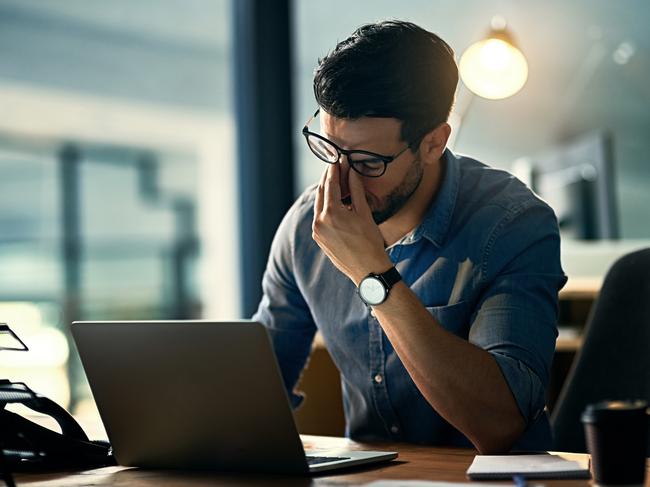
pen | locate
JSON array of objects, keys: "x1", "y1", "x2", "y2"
[{"x1": 513, "y1": 474, "x2": 528, "y2": 487}]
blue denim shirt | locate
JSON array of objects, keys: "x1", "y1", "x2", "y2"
[{"x1": 253, "y1": 149, "x2": 567, "y2": 450}]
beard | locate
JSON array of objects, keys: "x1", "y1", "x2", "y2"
[{"x1": 371, "y1": 158, "x2": 424, "y2": 225}]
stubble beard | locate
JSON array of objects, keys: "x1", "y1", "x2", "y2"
[{"x1": 371, "y1": 158, "x2": 424, "y2": 225}]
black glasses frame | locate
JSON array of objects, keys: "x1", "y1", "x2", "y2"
[{"x1": 302, "y1": 108, "x2": 409, "y2": 178}]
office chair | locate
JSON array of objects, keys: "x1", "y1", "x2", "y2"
[{"x1": 551, "y1": 247, "x2": 650, "y2": 453}]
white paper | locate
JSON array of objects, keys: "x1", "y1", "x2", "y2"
[
  {"x1": 365, "y1": 482, "x2": 511, "y2": 487},
  {"x1": 467, "y1": 453, "x2": 589, "y2": 475}
]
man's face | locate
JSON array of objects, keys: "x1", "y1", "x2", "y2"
[{"x1": 320, "y1": 111, "x2": 423, "y2": 225}]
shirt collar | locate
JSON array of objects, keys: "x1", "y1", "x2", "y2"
[{"x1": 410, "y1": 148, "x2": 460, "y2": 248}]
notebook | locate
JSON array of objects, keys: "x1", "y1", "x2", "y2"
[
  {"x1": 366, "y1": 482, "x2": 511, "y2": 487},
  {"x1": 466, "y1": 453, "x2": 591, "y2": 480}
]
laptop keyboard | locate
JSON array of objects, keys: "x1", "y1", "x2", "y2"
[{"x1": 305, "y1": 455, "x2": 351, "y2": 465}]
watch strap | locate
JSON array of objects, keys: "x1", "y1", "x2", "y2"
[{"x1": 377, "y1": 266, "x2": 401, "y2": 289}]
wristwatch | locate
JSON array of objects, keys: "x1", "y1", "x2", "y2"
[{"x1": 358, "y1": 266, "x2": 402, "y2": 306}]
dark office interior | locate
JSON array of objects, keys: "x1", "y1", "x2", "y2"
[{"x1": 1, "y1": 0, "x2": 649, "y2": 484}]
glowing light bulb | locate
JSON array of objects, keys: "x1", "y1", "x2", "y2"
[{"x1": 459, "y1": 30, "x2": 528, "y2": 100}]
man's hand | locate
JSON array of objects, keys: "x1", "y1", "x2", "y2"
[{"x1": 312, "y1": 163, "x2": 392, "y2": 285}]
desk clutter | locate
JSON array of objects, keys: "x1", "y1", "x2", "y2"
[{"x1": 1, "y1": 324, "x2": 114, "y2": 483}]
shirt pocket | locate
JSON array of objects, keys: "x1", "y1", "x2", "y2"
[{"x1": 425, "y1": 301, "x2": 471, "y2": 338}]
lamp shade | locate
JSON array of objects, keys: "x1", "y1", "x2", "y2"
[{"x1": 459, "y1": 27, "x2": 528, "y2": 100}]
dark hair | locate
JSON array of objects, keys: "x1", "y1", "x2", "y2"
[{"x1": 313, "y1": 20, "x2": 458, "y2": 149}]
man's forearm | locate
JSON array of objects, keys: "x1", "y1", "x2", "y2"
[{"x1": 372, "y1": 280, "x2": 526, "y2": 454}]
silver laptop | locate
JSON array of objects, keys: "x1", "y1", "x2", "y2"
[{"x1": 71, "y1": 320, "x2": 397, "y2": 474}]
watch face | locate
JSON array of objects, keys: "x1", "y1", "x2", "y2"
[{"x1": 359, "y1": 276, "x2": 386, "y2": 305}]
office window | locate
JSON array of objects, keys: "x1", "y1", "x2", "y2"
[{"x1": 0, "y1": 0, "x2": 237, "y2": 410}]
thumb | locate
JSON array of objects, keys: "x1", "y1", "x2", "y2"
[{"x1": 348, "y1": 168, "x2": 372, "y2": 217}]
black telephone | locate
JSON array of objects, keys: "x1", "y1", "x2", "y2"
[
  {"x1": 0, "y1": 324, "x2": 114, "y2": 484},
  {"x1": 0, "y1": 380, "x2": 115, "y2": 472}
]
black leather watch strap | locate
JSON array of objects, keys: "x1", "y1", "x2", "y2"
[{"x1": 377, "y1": 266, "x2": 401, "y2": 290}]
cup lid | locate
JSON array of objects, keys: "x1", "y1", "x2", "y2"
[{"x1": 581, "y1": 399, "x2": 649, "y2": 424}]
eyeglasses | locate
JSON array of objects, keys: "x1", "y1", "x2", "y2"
[{"x1": 302, "y1": 108, "x2": 410, "y2": 178}]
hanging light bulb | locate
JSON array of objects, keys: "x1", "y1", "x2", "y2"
[{"x1": 459, "y1": 16, "x2": 528, "y2": 100}]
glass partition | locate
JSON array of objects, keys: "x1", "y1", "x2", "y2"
[{"x1": 0, "y1": 0, "x2": 235, "y2": 414}]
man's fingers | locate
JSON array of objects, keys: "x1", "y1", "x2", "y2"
[
  {"x1": 323, "y1": 162, "x2": 342, "y2": 210},
  {"x1": 348, "y1": 167, "x2": 372, "y2": 217},
  {"x1": 314, "y1": 168, "x2": 327, "y2": 216}
]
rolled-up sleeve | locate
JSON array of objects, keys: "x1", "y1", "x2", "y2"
[
  {"x1": 252, "y1": 197, "x2": 317, "y2": 409},
  {"x1": 469, "y1": 202, "x2": 567, "y2": 425}
]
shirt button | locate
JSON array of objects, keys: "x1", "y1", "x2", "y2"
[
  {"x1": 373, "y1": 374, "x2": 383, "y2": 384},
  {"x1": 390, "y1": 425, "x2": 400, "y2": 434},
  {"x1": 369, "y1": 309, "x2": 376, "y2": 318}
]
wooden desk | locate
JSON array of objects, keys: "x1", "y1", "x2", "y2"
[
  {"x1": 14, "y1": 435, "x2": 623, "y2": 487},
  {"x1": 558, "y1": 277, "x2": 601, "y2": 301}
]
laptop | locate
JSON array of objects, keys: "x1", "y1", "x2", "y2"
[{"x1": 71, "y1": 320, "x2": 397, "y2": 474}]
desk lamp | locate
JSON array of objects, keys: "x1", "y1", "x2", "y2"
[{"x1": 449, "y1": 16, "x2": 529, "y2": 149}]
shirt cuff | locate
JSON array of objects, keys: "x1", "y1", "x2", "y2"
[{"x1": 490, "y1": 351, "x2": 546, "y2": 425}]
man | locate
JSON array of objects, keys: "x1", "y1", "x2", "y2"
[{"x1": 253, "y1": 20, "x2": 566, "y2": 453}]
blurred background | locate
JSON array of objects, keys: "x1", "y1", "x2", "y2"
[{"x1": 1, "y1": 0, "x2": 649, "y2": 422}]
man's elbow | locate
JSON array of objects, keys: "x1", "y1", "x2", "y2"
[{"x1": 473, "y1": 416, "x2": 526, "y2": 454}]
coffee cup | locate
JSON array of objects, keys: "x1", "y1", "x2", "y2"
[{"x1": 581, "y1": 400, "x2": 648, "y2": 486}]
